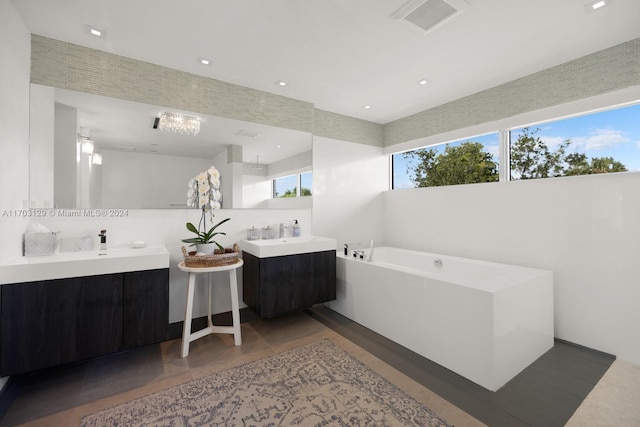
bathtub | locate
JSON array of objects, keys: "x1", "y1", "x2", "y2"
[{"x1": 326, "y1": 246, "x2": 554, "y2": 391}]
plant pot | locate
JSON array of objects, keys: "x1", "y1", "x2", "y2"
[{"x1": 195, "y1": 243, "x2": 216, "y2": 255}]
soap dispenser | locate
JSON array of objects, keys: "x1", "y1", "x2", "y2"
[{"x1": 292, "y1": 220, "x2": 301, "y2": 237}]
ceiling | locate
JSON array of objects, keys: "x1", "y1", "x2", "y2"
[{"x1": 13, "y1": 0, "x2": 640, "y2": 125}]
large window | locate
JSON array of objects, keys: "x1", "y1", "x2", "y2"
[
  {"x1": 393, "y1": 133, "x2": 499, "y2": 189},
  {"x1": 510, "y1": 103, "x2": 640, "y2": 180},
  {"x1": 392, "y1": 102, "x2": 640, "y2": 189},
  {"x1": 273, "y1": 172, "x2": 313, "y2": 198}
]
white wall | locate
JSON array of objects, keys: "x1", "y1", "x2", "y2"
[
  {"x1": 0, "y1": 0, "x2": 30, "y2": 264},
  {"x1": 0, "y1": 0, "x2": 30, "y2": 389},
  {"x1": 312, "y1": 136, "x2": 388, "y2": 249}
]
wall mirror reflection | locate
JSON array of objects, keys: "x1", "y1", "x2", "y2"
[{"x1": 29, "y1": 84, "x2": 313, "y2": 210}]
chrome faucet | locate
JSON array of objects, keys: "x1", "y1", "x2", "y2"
[
  {"x1": 98, "y1": 229, "x2": 107, "y2": 255},
  {"x1": 344, "y1": 240, "x2": 374, "y2": 261}
]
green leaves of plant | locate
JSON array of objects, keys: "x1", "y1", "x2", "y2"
[{"x1": 181, "y1": 217, "x2": 231, "y2": 246}]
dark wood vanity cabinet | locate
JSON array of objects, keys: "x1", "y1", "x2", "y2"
[
  {"x1": 123, "y1": 269, "x2": 169, "y2": 348},
  {"x1": 243, "y1": 250, "x2": 336, "y2": 318},
  {"x1": 0, "y1": 268, "x2": 168, "y2": 376}
]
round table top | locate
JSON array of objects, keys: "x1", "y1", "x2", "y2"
[{"x1": 178, "y1": 259, "x2": 244, "y2": 273}]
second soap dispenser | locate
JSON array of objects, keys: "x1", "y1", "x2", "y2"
[{"x1": 292, "y1": 219, "x2": 301, "y2": 237}]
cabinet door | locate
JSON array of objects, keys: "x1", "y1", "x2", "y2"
[
  {"x1": 123, "y1": 269, "x2": 169, "y2": 348},
  {"x1": 313, "y1": 250, "x2": 337, "y2": 303},
  {"x1": 260, "y1": 253, "x2": 313, "y2": 317},
  {"x1": 1, "y1": 275, "x2": 123, "y2": 376}
]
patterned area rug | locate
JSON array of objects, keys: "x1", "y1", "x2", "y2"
[{"x1": 81, "y1": 339, "x2": 451, "y2": 426}]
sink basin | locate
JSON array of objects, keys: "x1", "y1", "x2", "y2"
[
  {"x1": 241, "y1": 236, "x2": 336, "y2": 258},
  {"x1": 0, "y1": 245, "x2": 170, "y2": 284}
]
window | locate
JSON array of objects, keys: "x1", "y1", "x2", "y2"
[
  {"x1": 273, "y1": 172, "x2": 313, "y2": 198},
  {"x1": 510, "y1": 103, "x2": 640, "y2": 180},
  {"x1": 393, "y1": 133, "x2": 500, "y2": 189},
  {"x1": 300, "y1": 171, "x2": 313, "y2": 196},
  {"x1": 392, "y1": 102, "x2": 640, "y2": 189}
]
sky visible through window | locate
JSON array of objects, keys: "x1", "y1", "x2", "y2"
[{"x1": 393, "y1": 103, "x2": 640, "y2": 189}]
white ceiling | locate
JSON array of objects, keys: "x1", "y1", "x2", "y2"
[{"x1": 13, "y1": 0, "x2": 640, "y2": 125}]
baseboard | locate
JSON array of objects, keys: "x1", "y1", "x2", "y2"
[{"x1": 554, "y1": 337, "x2": 617, "y2": 360}]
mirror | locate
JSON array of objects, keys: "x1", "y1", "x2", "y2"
[{"x1": 29, "y1": 85, "x2": 313, "y2": 209}]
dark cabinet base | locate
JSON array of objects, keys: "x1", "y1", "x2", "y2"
[
  {"x1": 1, "y1": 268, "x2": 169, "y2": 376},
  {"x1": 243, "y1": 250, "x2": 336, "y2": 318}
]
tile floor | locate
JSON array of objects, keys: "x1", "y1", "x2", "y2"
[{"x1": 0, "y1": 308, "x2": 638, "y2": 426}]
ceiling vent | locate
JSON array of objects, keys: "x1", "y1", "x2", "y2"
[{"x1": 392, "y1": 0, "x2": 470, "y2": 34}]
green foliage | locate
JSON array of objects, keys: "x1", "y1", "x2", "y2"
[
  {"x1": 277, "y1": 186, "x2": 312, "y2": 198},
  {"x1": 181, "y1": 215, "x2": 230, "y2": 251},
  {"x1": 280, "y1": 188, "x2": 298, "y2": 198},
  {"x1": 511, "y1": 127, "x2": 627, "y2": 179},
  {"x1": 405, "y1": 142, "x2": 498, "y2": 187}
]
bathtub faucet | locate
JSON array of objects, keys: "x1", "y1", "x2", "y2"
[{"x1": 344, "y1": 240, "x2": 374, "y2": 261}]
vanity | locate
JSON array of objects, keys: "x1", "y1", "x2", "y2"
[
  {"x1": 0, "y1": 246, "x2": 170, "y2": 376},
  {"x1": 241, "y1": 236, "x2": 337, "y2": 318}
]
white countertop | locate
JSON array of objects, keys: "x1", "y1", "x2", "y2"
[
  {"x1": 240, "y1": 235, "x2": 337, "y2": 258},
  {"x1": 0, "y1": 245, "x2": 170, "y2": 285}
]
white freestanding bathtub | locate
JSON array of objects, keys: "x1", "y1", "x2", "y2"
[{"x1": 326, "y1": 246, "x2": 554, "y2": 391}]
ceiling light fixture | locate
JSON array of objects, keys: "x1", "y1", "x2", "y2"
[
  {"x1": 584, "y1": 0, "x2": 608, "y2": 12},
  {"x1": 363, "y1": 105, "x2": 372, "y2": 109},
  {"x1": 85, "y1": 25, "x2": 105, "y2": 38},
  {"x1": 418, "y1": 79, "x2": 429, "y2": 85},
  {"x1": 199, "y1": 57, "x2": 210, "y2": 65},
  {"x1": 154, "y1": 112, "x2": 200, "y2": 136},
  {"x1": 80, "y1": 139, "x2": 94, "y2": 154},
  {"x1": 276, "y1": 80, "x2": 287, "y2": 87}
]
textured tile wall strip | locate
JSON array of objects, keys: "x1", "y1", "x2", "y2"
[
  {"x1": 313, "y1": 109, "x2": 384, "y2": 147},
  {"x1": 384, "y1": 37, "x2": 640, "y2": 147},
  {"x1": 30, "y1": 35, "x2": 314, "y2": 134}
]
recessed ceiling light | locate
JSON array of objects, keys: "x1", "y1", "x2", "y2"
[
  {"x1": 363, "y1": 105, "x2": 372, "y2": 109},
  {"x1": 584, "y1": 0, "x2": 608, "y2": 12},
  {"x1": 418, "y1": 79, "x2": 429, "y2": 85},
  {"x1": 199, "y1": 57, "x2": 210, "y2": 65},
  {"x1": 276, "y1": 80, "x2": 287, "y2": 87},
  {"x1": 85, "y1": 25, "x2": 105, "y2": 38},
  {"x1": 276, "y1": 145, "x2": 281, "y2": 148}
]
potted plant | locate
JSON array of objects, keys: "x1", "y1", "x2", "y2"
[
  {"x1": 182, "y1": 166, "x2": 230, "y2": 255},
  {"x1": 182, "y1": 212, "x2": 230, "y2": 254}
]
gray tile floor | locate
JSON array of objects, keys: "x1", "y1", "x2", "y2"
[{"x1": 0, "y1": 306, "x2": 634, "y2": 426}]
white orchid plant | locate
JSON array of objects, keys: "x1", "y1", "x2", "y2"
[{"x1": 182, "y1": 166, "x2": 230, "y2": 250}]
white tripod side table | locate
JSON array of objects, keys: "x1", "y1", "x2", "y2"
[{"x1": 177, "y1": 259, "x2": 244, "y2": 357}]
